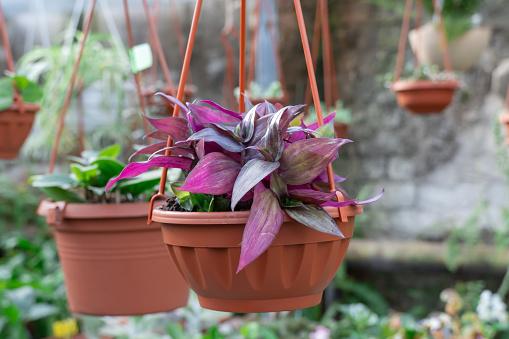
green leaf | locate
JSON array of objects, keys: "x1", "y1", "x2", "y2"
[
  {"x1": 70, "y1": 163, "x2": 99, "y2": 183},
  {"x1": 170, "y1": 181, "x2": 190, "y2": 200},
  {"x1": 91, "y1": 157, "x2": 126, "y2": 182},
  {"x1": 20, "y1": 81, "x2": 42, "y2": 103},
  {"x1": 316, "y1": 120, "x2": 335, "y2": 138},
  {"x1": 12, "y1": 76, "x2": 29, "y2": 90},
  {"x1": 38, "y1": 187, "x2": 85, "y2": 203},
  {"x1": 166, "y1": 323, "x2": 187, "y2": 339},
  {"x1": 30, "y1": 174, "x2": 76, "y2": 189},
  {"x1": 98, "y1": 144, "x2": 121, "y2": 158},
  {"x1": 0, "y1": 77, "x2": 14, "y2": 110},
  {"x1": 189, "y1": 192, "x2": 215, "y2": 212}
]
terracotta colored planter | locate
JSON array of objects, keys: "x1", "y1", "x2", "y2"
[
  {"x1": 37, "y1": 200, "x2": 189, "y2": 316},
  {"x1": 391, "y1": 80, "x2": 459, "y2": 114},
  {"x1": 409, "y1": 22, "x2": 492, "y2": 71},
  {"x1": 334, "y1": 122, "x2": 349, "y2": 139},
  {"x1": 499, "y1": 112, "x2": 509, "y2": 145},
  {"x1": 0, "y1": 102, "x2": 39, "y2": 159},
  {"x1": 152, "y1": 205, "x2": 362, "y2": 313}
]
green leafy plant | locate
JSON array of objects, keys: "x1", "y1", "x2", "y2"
[
  {"x1": 235, "y1": 81, "x2": 284, "y2": 100},
  {"x1": 17, "y1": 31, "x2": 136, "y2": 160},
  {"x1": 422, "y1": 0, "x2": 483, "y2": 42},
  {"x1": 30, "y1": 144, "x2": 178, "y2": 203},
  {"x1": 0, "y1": 74, "x2": 42, "y2": 110},
  {"x1": 308, "y1": 100, "x2": 353, "y2": 125},
  {"x1": 0, "y1": 233, "x2": 67, "y2": 339}
]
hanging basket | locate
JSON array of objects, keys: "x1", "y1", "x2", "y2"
[
  {"x1": 334, "y1": 122, "x2": 349, "y2": 139},
  {"x1": 391, "y1": 79, "x2": 458, "y2": 114},
  {"x1": 409, "y1": 22, "x2": 492, "y2": 71},
  {"x1": 0, "y1": 101, "x2": 39, "y2": 159},
  {"x1": 37, "y1": 200, "x2": 189, "y2": 316},
  {"x1": 152, "y1": 205, "x2": 362, "y2": 313}
]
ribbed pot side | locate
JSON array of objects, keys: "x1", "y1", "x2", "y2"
[
  {"x1": 152, "y1": 205, "x2": 362, "y2": 313},
  {"x1": 38, "y1": 200, "x2": 189, "y2": 316},
  {"x1": 0, "y1": 103, "x2": 39, "y2": 159}
]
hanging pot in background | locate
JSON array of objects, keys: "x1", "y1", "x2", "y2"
[
  {"x1": 0, "y1": 101, "x2": 39, "y2": 159},
  {"x1": 38, "y1": 200, "x2": 189, "y2": 316},
  {"x1": 152, "y1": 205, "x2": 362, "y2": 313},
  {"x1": 391, "y1": 80, "x2": 459, "y2": 114},
  {"x1": 499, "y1": 112, "x2": 509, "y2": 145},
  {"x1": 409, "y1": 22, "x2": 492, "y2": 72}
]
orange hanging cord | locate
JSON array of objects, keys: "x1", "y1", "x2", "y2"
[
  {"x1": 148, "y1": 0, "x2": 204, "y2": 223},
  {"x1": 293, "y1": 0, "x2": 347, "y2": 222},
  {"x1": 0, "y1": 0, "x2": 25, "y2": 114},
  {"x1": 49, "y1": 0, "x2": 96, "y2": 174},
  {"x1": 239, "y1": 0, "x2": 246, "y2": 114},
  {"x1": 123, "y1": 0, "x2": 151, "y2": 139}
]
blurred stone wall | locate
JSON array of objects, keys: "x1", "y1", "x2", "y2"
[{"x1": 277, "y1": 0, "x2": 509, "y2": 239}]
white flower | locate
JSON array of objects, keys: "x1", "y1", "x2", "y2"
[
  {"x1": 477, "y1": 290, "x2": 508, "y2": 323},
  {"x1": 309, "y1": 325, "x2": 330, "y2": 339}
]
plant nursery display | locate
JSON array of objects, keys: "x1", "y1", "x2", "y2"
[
  {"x1": 32, "y1": 145, "x2": 189, "y2": 316},
  {"x1": 391, "y1": 0, "x2": 459, "y2": 114},
  {"x1": 106, "y1": 96, "x2": 383, "y2": 312},
  {"x1": 408, "y1": 0, "x2": 491, "y2": 71}
]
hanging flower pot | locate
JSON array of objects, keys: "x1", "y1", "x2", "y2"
[
  {"x1": 32, "y1": 144, "x2": 189, "y2": 316},
  {"x1": 409, "y1": 22, "x2": 492, "y2": 72},
  {"x1": 0, "y1": 101, "x2": 40, "y2": 159},
  {"x1": 37, "y1": 200, "x2": 189, "y2": 316},
  {"x1": 152, "y1": 205, "x2": 361, "y2": 312},
  {"x1": 391, "y1": 79, "x2": 459, "y2": 114}
]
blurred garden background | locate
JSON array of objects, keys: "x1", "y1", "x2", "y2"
[{"x1": 2, "y1": 0, "x2": 509, "y2": 338}]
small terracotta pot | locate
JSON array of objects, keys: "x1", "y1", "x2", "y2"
[
  {"x1": 391, "y1": 80, "x2": 458, "y2": 114},
  {"x1": 38, "y1": 200, "x2": 189, "y2": 316},
  {"x1": 334, "y1": 122, "x2": 349, "y2": 139},
  {"x1": 0, "y1": 102, "x2": 39, "y2": 159},
  {"x1": 152, "y1": 205, "x2": 362, "y2": 313},
  {"x1": 409, "y1": 22, "x2": 492, "y2": 71},
  {"x1": 498, "y1": 112, "x2": 509, "y2": 145}
]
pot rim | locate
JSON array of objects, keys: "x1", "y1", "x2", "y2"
[
  {"x1": 1, "y1": 102, "x2": 40, "y2": 113},
  {"x1": 391, "y1": 79, "x2": 459, "y2": 92},
  {"x1": 152, "y1": 204, "x2": 362, "y2": 225},
  {"x1": 37, "y1": 198, "x2": 159, "y2": 220}
]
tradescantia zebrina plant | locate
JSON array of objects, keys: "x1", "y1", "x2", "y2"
[{"x1": 106, "y1": 94, "x2": 383, "y2": 272}]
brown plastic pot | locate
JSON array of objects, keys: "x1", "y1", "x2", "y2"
[
  {"x1": 0, "y1": 102, "x2": 39, "y2": 159},
  {"x1": 334, "y1": 122, "x2": 349, "y2": 139},
  {"x1": 391, "y1": 80, "x2": 459, "y2": 114},
  {"x1": 499, "y1": 112, "x2": 509, "y2": 145},
  {"x1": 152, "y1": 205, "x2": 362, "y2": 313},
  {"x1": 37, "y1": 200, "x2": 189, "y2": 316}
]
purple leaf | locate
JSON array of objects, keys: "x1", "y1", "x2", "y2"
[
  {"x1": 196, "y1": 138, "x2": 205, "y2": 159},
  {"x1": 199, "y1": 100, "x2": 241, "y2": 119},
  {"x1": 321, "y1": 189, "x2": 384, "y2": 207},
  {"x1": 129, "y1": 142, "x2": 167, "y2": 162},
  {"x1": 148, "y1": 146, "x2": 195, "y2": 160},
  {"x1": 306, "y1": 111, "x2": 336, "y2": 131},
  {"x1": 186, "y1": 128, "x2": 245, "y2": 152},
  {"x1": 285, "y1": 204, "x2": 344, "y2": 237},
  {"x1": 279, "y1": 138, "x2": 352, "y2": 185},
  {"x1": 179, "y1": 152, "x2": 241, "y2": 195},
  {"x1": 105, "y1": 156, "x2": 192, "y2": 192},
  {"x1": 287, "y1": 188, "x2": 336, "y2": 205},
  {"x1": 248, "y1": 115, "x2": 272, "y2": 146},
  {"x1": 142, "y1": 113, "x2": 190, "y2": 142},
  {"x1": 203, "y1": 121, "x2": 243, "y2": 142},
  {"x1": 231, "y1": 159, "x2": 280, "y2": 210},
  {"x1": 237, "y1": 189, "x2": 284, "y2": 272},
  {"x1": 239, "y1": 105, "x2": 257, "y2": 142},
  {"x1": 260, "y1": 109, "x2": 286, "y2": 161},
  {"x1": 245, "y1": 145, "x2": 273, "y2": 162},
  {"x1": 188, "y1": 103, "x2": 242, "y2": 126},
  {"x1": 278, "y1": 105, "x2": 305, "y2": 133},
  {"x1": 144, "y1": 130, "x2": 169, "y2": 141},
  {"x1": 270, "y1": 172, "x2": 287, "y2": 198},
  {"x1": 187, "y1": 111, "x2": 203, "y2": 132},
  {"x1": 155, "y1": 92, "x2": 189, "y2": 113},
  {"x1": 255, "y1": 101, "x2": 277, "y2": 116}
]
